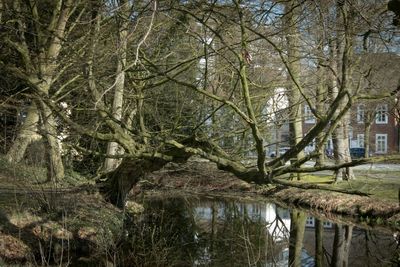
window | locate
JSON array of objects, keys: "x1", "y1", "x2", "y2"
[
  {"x1": 375, "y1": 134, "x2": 387, "y2": 154},
  {"x1": 357, "y1": 134, "x2": 364, "y2": 148},
  {"x1": 323, "y1": 221, "x2": 333, "y2": 228},
  {"x1": 357, "y1": 104, "x2": 365, "y2": 123},
  {"x1": 348, "y1": 126, "x2": 356, "y2": 148},
  {"x1": 306, "y1": 217, "x2": 315, "y2": 227},
  {"x1": 304, "y1": 105, "x2": 315, "y2": 124},
  {"x1": 375, "y1": 104, "x2": 388, "y2": 124}
]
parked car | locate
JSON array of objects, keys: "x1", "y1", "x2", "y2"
[
  {"x1": 350, "y1": 147, "x2": 366, "y2": 159},
  {"x1": 269, "y1": 147, "x2": 291, "y2": 158}
]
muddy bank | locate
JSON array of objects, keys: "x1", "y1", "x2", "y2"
[{"x1": 262, "y1": 186, "x2": 400, "y2": 227}]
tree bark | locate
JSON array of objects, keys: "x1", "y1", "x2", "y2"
[{"x1": 314, "y1": 4, "x2": 328, "y2": 167}]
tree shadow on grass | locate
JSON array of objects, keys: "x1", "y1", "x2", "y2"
[{"x1": 0, "y1": 195, "x2": 103, "y2": 266}]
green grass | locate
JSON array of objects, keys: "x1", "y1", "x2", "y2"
[
  {"x1": 334, "y1": 178, "x2": 400, "y2": 201},
  {"x1": 0, "y1": 154, "x2": 47, "y2": 183},
  {"x1": 287, "y1": 173, "x2": 400, "y2": 202}
]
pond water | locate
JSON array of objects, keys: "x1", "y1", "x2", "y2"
[
  {"x1": 0, "y1": 192, "x2": 398, "y2": 266},
  {"x1": 122, "y1": 194, "x2": 399, "y2": 267}
]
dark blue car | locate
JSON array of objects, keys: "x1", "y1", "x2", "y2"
[{"x1": 350, "y1": 147, "x2": 365, "y2": 158}]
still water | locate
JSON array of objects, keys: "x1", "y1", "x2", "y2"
[{"x1": 122, "y1": 195, "x2": 399, "y2": 267}]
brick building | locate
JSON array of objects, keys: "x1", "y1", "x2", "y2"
[
  {"x1": 301, "y1": 52, "x2": 400, "y2": 155},
  {"x1": 302, "y1": 102, "x2": 400, "y2": 155}
]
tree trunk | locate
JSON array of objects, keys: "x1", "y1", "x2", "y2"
[
  {"x1": 98, "y1": 157, "x2": 168, "y2": 208},
  {"x1": 364, "y1": 113, "x2": 373, "y2": 158},
  {"x1": 237, "y1": 4, "x2": 267, "y2": 181},
  {"x1": 332, "y1": 0, "x2": 355, "y2": 182},
  {"x1": 288, "y1": 210, "x2": 307, "y2": 267},
  {"x1": 97, "y1": 136, "x2": 264, "y2": 207},
  {"x1": 104, "y1": 0, "x2": 129, "y2": 172},
  {"x1": 38, "y1": 101, "x2": 64, "y2": 182},
  {"x1": 6, "y1": 102, "x2": 41, "y2": 163},
  {"x1": 314, "y1": 8, "x2": 328, "y2": 167},
  {"x1": 284, "y1": 0, "x2": 304, "y2": 180},
  {"x1": 0, "y1": 0, "x2": 3, "y2": 23}
]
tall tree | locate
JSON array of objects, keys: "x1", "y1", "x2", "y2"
[
  {"x1": 284, "y1": 0, "x2": 305, "y2": 180},
  {"x1": 103, "y1": 0, "x2": 131, "y2": 172},
  {"x1": 331, "y1": 0, "x2": 355, "y2": 181},
  {"x1": 1, "y1": 0, "x2": 77, "y2": 181}
]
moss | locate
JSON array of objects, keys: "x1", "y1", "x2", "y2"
[
  {"x1": 376, "y1": 217, "x2": 384, "y2": 225},
  {"x1": 297, "y1": 174, "x2": 334, "y2": 184}
]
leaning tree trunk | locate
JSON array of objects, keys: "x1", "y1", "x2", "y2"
[
  {"x1": 6, "y1": 102, "x2": 41, "y2": 163},
  {"x1": 96, "y1": 136, "x2": 265, "y2": 207},
  {"x1": 98, "y1": 157, "x2": 168, "y2": 208}
]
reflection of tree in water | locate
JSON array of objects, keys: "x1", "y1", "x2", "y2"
[
  {"x1": 120, "y1": 197, "x2": 287, "y2": 266},
  {"x1": 119, "y1": 197, "x2": 199, "y2": 267},
  {"x1": 194, "y1": 199, "x2": 270, "y2": 266},
  {"x1": 289, "y1": 210, "x2": 307, "y2": 267},
  {"x1": 115, "y1": 197, "x2": 399, "y2": 267}
]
